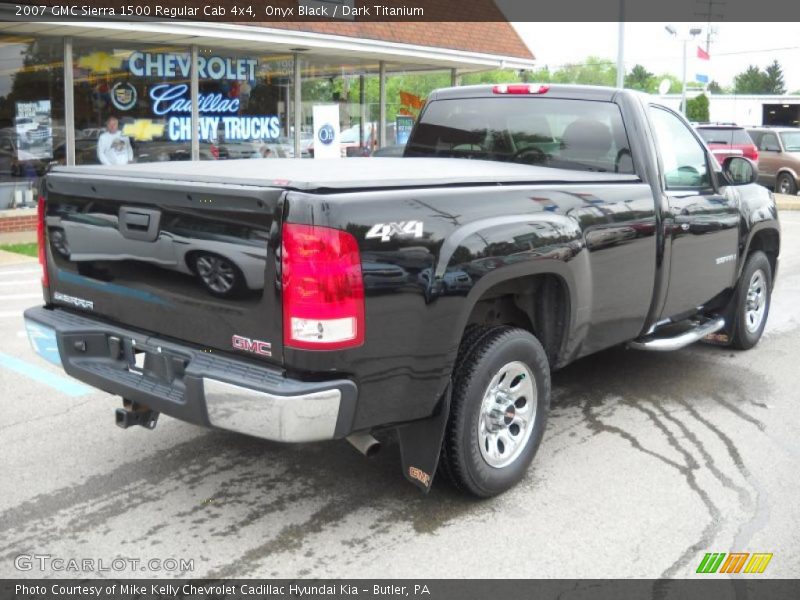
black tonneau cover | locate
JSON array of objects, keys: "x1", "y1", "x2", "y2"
[{"x1": 51, "y1": 157, "x2": 640, "y2": 192}]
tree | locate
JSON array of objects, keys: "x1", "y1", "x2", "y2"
[
  {"x1": 734, "y1": 65, "x2": 770, "y2": 94},
  {"x1": 552, "y1": 56, "x2": 617, "y2": 87},
  {"x1": 686, "y1": 93, "x2": 710, "y2": 122},
  {"x1": 522, "y1": 66, "x2": 552, "y2": 83},
  {"x1": 763, "y1": 60, "x2": 786, "y2": 94},
  {"x1": 707, "y1": 80, "x2": 726, "y2": 94},
  {"x1": 625, "y1": 64, "x2": 656, "y2": 92}
]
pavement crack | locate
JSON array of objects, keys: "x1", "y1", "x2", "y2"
[{"x1": 626, "y1": 401, "x2": 723, "y2": 579}]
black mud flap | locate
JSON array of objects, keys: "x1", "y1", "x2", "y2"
[{"x1": 396, "y1": 384, "x2": 451, "y2": 493}]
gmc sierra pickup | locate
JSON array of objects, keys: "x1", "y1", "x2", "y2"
[{"x1": 25, "y1": 84, "x2": 780, "y2": 497}]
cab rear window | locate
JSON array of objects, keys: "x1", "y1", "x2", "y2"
[
  {"x1": 405, "y1": 97, "x2": 635, "y2": 174},
  {"x1": 697, "y1": 127, "x2": 753, "y2": 146}
]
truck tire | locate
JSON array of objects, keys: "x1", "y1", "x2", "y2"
[
  {"x1": 730, "y1": 250, "x2": 772, "y2": 350},
  {"x1": 441, "y1": 326, "x2": 550, "y2": 497},
  {"x1": 191, "y1": 252, "x2": 245, "y2": 298},
  {"x1": 776, "y1": 172, "x2": 797, "y2": 196}
]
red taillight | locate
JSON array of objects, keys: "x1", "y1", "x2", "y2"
[
  {"x1": 747, "y1": 146, "x2": 759, "y2": 162},
  {"x1": 281, "y1": 223, "x2": 364, "y2": 350},
  {"x1": 492, "y1": 84, "x2": 549, "y2": 95},
  {"x1": 37, "y1": 195, "x2": 48, "y2": 288}
]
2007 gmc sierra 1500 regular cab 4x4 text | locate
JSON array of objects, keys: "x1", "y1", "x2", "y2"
[{"x1": 24, "y1": 84, "x2": 779, "y2": 497}]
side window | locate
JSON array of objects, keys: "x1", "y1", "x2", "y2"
[
  {"x1": 649, "y1": 107, "x2": 710, "y2": 189},
  {"x1": 760, "y1": 133, "x2": 780, "y2": 152}
]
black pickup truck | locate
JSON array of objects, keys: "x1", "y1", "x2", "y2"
[{"x1": 25, "y1": 84, "x2": 779, "y2": 497}]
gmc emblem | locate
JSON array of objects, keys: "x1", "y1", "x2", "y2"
[{"x1": 232, "y1": 335, "x2": 272, "y2": 357}]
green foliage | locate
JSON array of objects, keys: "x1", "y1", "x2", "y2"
[
  {"x1": 625, "y1": 64, "x2": 656, "y2": 92},
  {"x1": 764, "y1": 60, "x2": 786, "y2": 95},
  {"x1": 686, "y1": 93, "x2": 710, "y2": 122},
  {"x1": 734, "y1": 62, "x2": 786, "y2": 94},
  {"x1": 460, "y1": 69, "x2": 523, "y2": 85},
  {"x1": 0, "y1": 243, "x2": 38, "y2": 257},
  {"x1": 551, "y1": 56, "x2": 617, "y2": 86}
]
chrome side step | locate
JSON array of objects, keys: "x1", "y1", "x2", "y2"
[{"x1": 628, "y1": 317, "x2": 725, "y2": 352}]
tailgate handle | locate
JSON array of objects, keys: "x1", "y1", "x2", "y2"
[
  {"x1": 119, "y1": 207, "x2": 161, "y2": 242},
  {"x1": 123, "y1": 212, "x2": 150, "y2": 229}
]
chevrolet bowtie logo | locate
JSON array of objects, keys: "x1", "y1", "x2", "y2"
[
  {"x1": 77, "y1": 51, "x2": 123, "y2": 74},
  {"x1": 122, "y1": 119, "x2": 165, "y2": 142}
]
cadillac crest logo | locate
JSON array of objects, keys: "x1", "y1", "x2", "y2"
[{"x1": 110, "y1": 81, "x2": 137, "y2": 111}]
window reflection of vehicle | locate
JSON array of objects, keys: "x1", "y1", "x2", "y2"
[
  {"x1": 0, "y1": 133, "x2": 50, "y2": 180},
  {"x1": 417, "y1": 267, "x2": 472, "y2": 294},
  {"x1": 361, "y1": 261, "x2": 409, "y2": 292},
  {"x1": 50, "y1": 209, "x2": 268, "y2": 297}
]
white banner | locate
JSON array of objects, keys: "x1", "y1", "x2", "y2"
[{"x1": 312, "y1": 104, "x2": 341, "y2": 159}]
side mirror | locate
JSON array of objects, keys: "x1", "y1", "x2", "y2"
[{"x1": 722, "y1": 156, "x2": 758, "y2": 185}]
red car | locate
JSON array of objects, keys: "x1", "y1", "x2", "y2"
[{"x1": 695, "y1": 124, "x2": 759, "y2": 165}]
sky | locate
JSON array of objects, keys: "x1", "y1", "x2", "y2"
[{"x1": 512, "y1": 22, "x2": 800, "y2": 93}]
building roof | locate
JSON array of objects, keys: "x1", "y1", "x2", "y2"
[{"x1": 266, "y1": 22, "x2": 534, "y2": 61}]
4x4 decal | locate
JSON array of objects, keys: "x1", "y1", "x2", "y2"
[{"x1": 366, "y1": 221, "x2": 424, "y2": 242}]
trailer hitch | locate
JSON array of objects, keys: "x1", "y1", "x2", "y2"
[{"x1": 115, "y1": 398, "x2": 159, "y2": 430}]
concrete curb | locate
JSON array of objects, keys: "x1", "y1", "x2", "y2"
[
  {"x1": 775, "y1": 193, "x2": 800, "y2": 211},
  {"x1": 0, "y1": 230, "x2": 37, "y2": 244},
  {"x1": 0, "y1": 249, "x2": 37, "y2": 266}
]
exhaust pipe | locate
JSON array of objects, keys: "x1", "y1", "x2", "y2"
[{"x1": 347, "y1": 432, "x2": 381, "y2": 457}]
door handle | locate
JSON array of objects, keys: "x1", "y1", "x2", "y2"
[{"x1": 123, "y1": 212, "x2": 150, "y2": 229}]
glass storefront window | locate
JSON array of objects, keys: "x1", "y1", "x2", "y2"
[
  {"x1": 72, "y1": 41, "x2": 192, "y2": 165},
  {"x1": 0, "y1": 35, "x2": 65, "y2": 208},
  {"x1": 300, "y1": 57, "x2": 381, "y2": 158},
  {"x1": 196, "y1": 48, "x2": 294, "y2": 160}
]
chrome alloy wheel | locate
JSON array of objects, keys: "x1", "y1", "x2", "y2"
[
  {"x1": 478, "y1": 360, "x2": 537, "y2": 469},
  {"x1": 745, "y1": 269, "x2": 768, "y2": 333},
  {"x1": 195, "y1": 255, "x2": 236, "y2": 294}
]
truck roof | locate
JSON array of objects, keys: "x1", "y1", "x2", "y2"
[
  {"x1": 50, "y1": 157, "x2": 639, "y2": 193},
  {"x1": 428, "y1": 83, "x2": 622, "y2": 103}
]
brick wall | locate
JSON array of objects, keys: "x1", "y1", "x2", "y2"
[{"x1": 0, "y1": 210, "x2": 37, "y2": 233}]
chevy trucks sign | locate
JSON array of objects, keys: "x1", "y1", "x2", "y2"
[{"x1": 116, "y1": 50, "x2": 280, "y2": 142}]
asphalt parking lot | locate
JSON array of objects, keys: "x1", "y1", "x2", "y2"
[{"x1": 1, "y1": 213, "x2": 799, "y2": 579}]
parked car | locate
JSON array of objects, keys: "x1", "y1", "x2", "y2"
[
  {"x1": 46, "y1": 208, "x2": 268, "y2": 297},
  {"x1": 746, "y1": 126, "x2": 800, "y2": 195},
  {"x1": 695, "y1": 124, "x2": 759, "y2": 165}
]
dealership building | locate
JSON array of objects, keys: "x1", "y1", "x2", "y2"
[
  {"x1": 657, "y1": 93, "x2": 800, "y2": 127},
  {"x1": 0, "y1": 19, "x2": 535, "y2": 230}
]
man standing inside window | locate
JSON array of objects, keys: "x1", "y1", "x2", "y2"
[{"x1": 97, "y1": 116, "x2": 133, "y2": 165}]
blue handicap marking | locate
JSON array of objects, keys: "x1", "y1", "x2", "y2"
[
  {"x1": 0, "y1": 319, "x2": 94, "y2": 397},
  {"x1": 24, "y1": 319, "x2": 61, "y2": 366}
]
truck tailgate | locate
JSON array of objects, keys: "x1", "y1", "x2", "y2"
[{"x1": 42, "y1": 172, "x2": 284, "y2": 366}]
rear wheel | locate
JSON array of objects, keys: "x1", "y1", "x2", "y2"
[
  {"x1": 440, "y1": 326, "x2": 550, "y2": 497},
  {"x1": 192, "y1": 252, "x2": 245, "y2": 297},
  {"x1": 776, "y1": 172, "x2": 797, "y2": 195},
  {"x1": 730, "y1": 250, "x2": 772, "y2": 350}
]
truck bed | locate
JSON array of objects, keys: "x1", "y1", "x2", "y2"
[{"x1": 51, "y1": 157, "x2": 640, "y2": 192}]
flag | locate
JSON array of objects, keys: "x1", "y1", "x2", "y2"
[{"x1": 696, "y1": 46, "x2": 710, "y2": 84}]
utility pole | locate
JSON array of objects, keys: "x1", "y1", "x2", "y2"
[
  {"x1": 666, "y1": 26, "x2": 703, "y2": 116},
  {"x1": 695, "y1": 0, "x2": 724, "y2": 53},
  {"x1": 615, "y1": 0, "x2": 625, "y2": 88}
]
